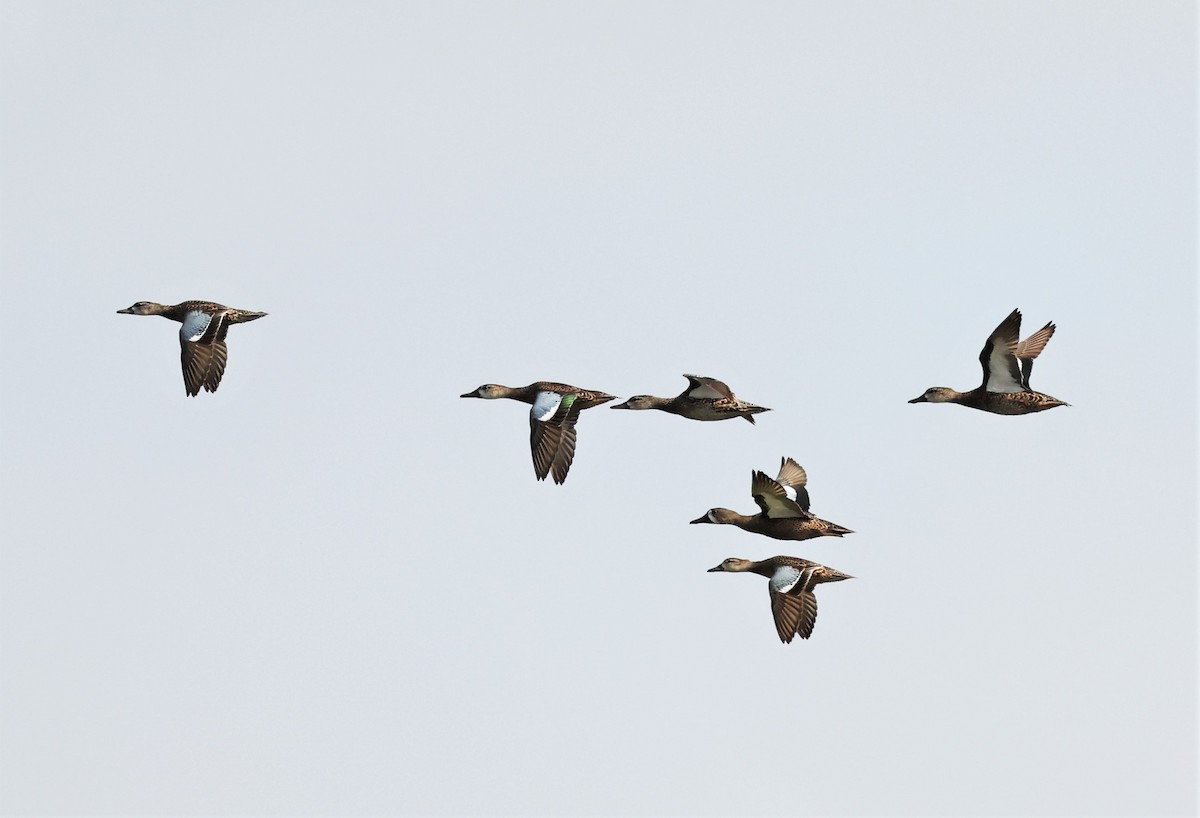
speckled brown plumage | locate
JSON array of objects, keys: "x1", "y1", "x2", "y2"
[
  {"x1": 611, "y1": 374, "x2": 770, "y2": 423},
  {"x1": 117, "y1": 300, "x2": 267, "y2": 396},
  {"x1": 909, "y1": 308, "x2": 1068, "y2": 414},
  {"x1": 708, "y1": 555, "x2": 854, "y2": 642},
  {"x1": 460, "y1": 381, "x2": 617, "y2": 484},
  {"x1": 690, "y1": 457, "x2": 853, "y2": 541}
]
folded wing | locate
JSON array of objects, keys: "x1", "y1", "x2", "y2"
[{"x1": 682, "y1": 374, "x2": 735, "y2": 401}]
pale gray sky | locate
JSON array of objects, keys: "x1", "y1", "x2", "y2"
[{"x1": 1, "y1": 2, "x2": 1195, "y2": 816}]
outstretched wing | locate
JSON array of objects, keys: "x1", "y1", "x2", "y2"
[
  {"x1": 529, "y1": 391, "x2": 579, "y2": 484},
  {"x1": 178, "y1": 310, "x2": 230, "y2": 396},
  {"x1": 769, "y1": 563, "x2": 820, "y2": 641},
  {"x1": 1015, "y1": 321, "x2": 1056, "y2": 360},
  {"x1": 751, "y1": 471, "x2": 810, "y2": 519},
  {"x1": 775, "y1": 457, "x2": 812, "y2": 512},
  {"x1": 1015, "y1": 320, "x2": 1056, "y2": 390},
  {"x1": 978, "y1": 309, "x2": 1025, "y2": 393},
  {"x1": 770, "y1": 590, "x2": 819, "y2": 642}
]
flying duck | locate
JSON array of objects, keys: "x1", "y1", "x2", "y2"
[
  {"x1": 460, "y1": 381, "x2": 617, "y2": 484},
  {"x1": 708, "y1": 555, "x2": 854, "y2": 642},
  {"x1": 909, "y1": 308, "x2": 1067, "y2": 414},
  {"x1": 690, "y1": 457, "x2": 853, "y2": 541},
  {"x1": 610, "y1": 374, "x2": 770, "y2": 423},
  {"x1": 117, "y1": 300, "x2": 267, "y2": 396}
]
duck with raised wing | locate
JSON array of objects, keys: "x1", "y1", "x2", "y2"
[
  {"x1": 460, "y1": 381, "x2": 617, "y2": 484},
  {"x1": 690, "y1": 457, "x2": 853, "y2": 540},
  {"x1": 909, "y1": 307, "x2": 1068, "y2": 414},
  {"x1": 708, "y1": 555, "x2": 853, "y2": 643},
  {"x1": 610, "y1": 374, "x2": 770, "y2": 424},
  {"x1": 117, "y1": 300, "x2": 267, "y2": 396}
]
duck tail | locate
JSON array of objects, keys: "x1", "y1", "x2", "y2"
[{"x1": 740, "y1": 406, "x2": 771, "y2": 424}]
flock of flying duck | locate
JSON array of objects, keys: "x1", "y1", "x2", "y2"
[{"x1": 119, "y1": 301, "x2": 1068, "y2": 643}]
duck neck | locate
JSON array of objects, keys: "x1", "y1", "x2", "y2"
[
  {"x1": 746, "y1": 560, "x2": 777, "y2": 578},
  {"x1": 729, "y1": 513, "x2": 760, "y2": 531}
]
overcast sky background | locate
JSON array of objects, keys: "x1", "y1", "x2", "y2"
[{"x1": 1, "y1": 2, "x2": 1195, "y2": 816}]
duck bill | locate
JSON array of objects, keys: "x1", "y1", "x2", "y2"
[
  {"x1": 609, "y1": 400, "x2": 631, "y2": 409},
  {"x1": 706, "y1": 564, "x2": 726, "y2": 572},
  {"x1": 907, "y1": 395, "x2": 928, "y2": 403},
  {"x1": 689, "y1": 514, "x2": 712, "y2": 525},
  {"x1": 116, "y1": 307, "x2": 134, "y2": 314},
  {"x1": 460, "y1": 390, "x2": 480, "y2": 398}
]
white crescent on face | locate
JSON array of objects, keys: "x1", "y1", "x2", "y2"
[
  {"x1": 179, "y1": 311, "x2": 213, "y2": 342},
  {"x1": 530, "y1": 391, "x2": 564, "y2": 422}
]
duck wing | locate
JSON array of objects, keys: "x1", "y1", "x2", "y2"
[
  {"x1": 769, "y1": 562, "x2": 820, "y2": 641},
  {"x1": 178, "y1": 310, "x2": 230, "y2": 396},
  {"x1": 978, "y1": 308, "x2": 1025, "y2": 393},
  {"x1": 682, "y1": 374, "x2": 735, "y2": 400},
  {"x1": 529, "y1": 391, "x2": 579, "y2": 484},
  {"x1": 1015, "y1": 321, "x2": 1056, "y2": 360},
  {"x1": 775, "y1": 457, "x2": 812, "y2": 512},
  {"x1": 1015, "y1": 320, "x2": 1056, "y2": 389},
  {"x1": 751, "y1": 471, "x2": 810, "y2": 519},
  {"x1": 770, "y1": 590, "x2": 818, "y2": 642}
]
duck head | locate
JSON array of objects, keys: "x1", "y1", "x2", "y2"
[
  {"x1": 707, "y1": 557, "x2": 754, "y2": 573},
  {"x1": 116, "y1": 301, "x2": 166, "y2": 316},
  {"x1": 690, "y1": 508, "x2": 737, "y2": 525},
  {"x1": 908, "y1": 387, "x2": 959, "y2": 404},
  {"x1": 461, "y1": 384, "x2": 506, "y2": 399}
]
